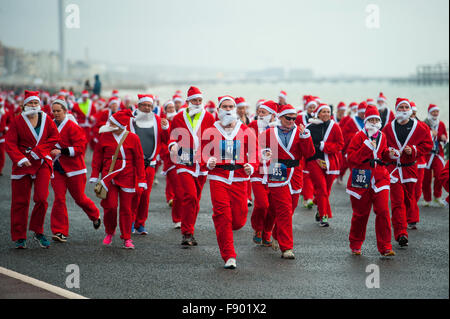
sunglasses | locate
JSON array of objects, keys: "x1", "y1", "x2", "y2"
[{"x1": 284, "y1": 116, "x2": 297, "y2": 122}]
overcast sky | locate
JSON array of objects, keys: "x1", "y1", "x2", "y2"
[{"x1": 0, "y1": 0, "x2": 448, "y2": 77}]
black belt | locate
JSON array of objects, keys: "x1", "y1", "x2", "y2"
[
  {"x1": 385, "y1": 161, "x2": 417, "y2": 167},
  {"x1": 144, "y1": 158, "x2": 155, "y2": 168},
  {"x1": 216, "y1": 164, "x2": 244, "y2": 171},
  {"x1": 277, "y1": 159, "x2": 300, "y2": 168},
  {"x1": 363, "y1": 159, "x2": 390, "y2": 167}
]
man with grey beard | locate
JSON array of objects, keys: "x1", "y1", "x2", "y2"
[{"x1": 129, "y1": 94, "x2": 170, "y2": 235}]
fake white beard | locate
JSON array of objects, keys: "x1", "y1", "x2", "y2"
[
  {"x1": 218, "y1": 108, "x2": 237, "y2": 127},
  {"x1": 308, "y1": 117, "x2": 323, "y2": 125},
  {"x1": 257, "y1": 114, "x2": 272, "y2": 130},
  {"x1": 166, "y1": 111, "x2": 177, "y2": 120},
  {"x1": 188, "y1": 103, "x2": 203, "y2": 117},
  {"x1": 365, "y1": 122, "x2": 382, "y2": 137},
  {"x1": 99, "y1": 123, "x2": 119, "y2": 133},
  {"x1": 135, "y1": 109, "x2": 154, "y2": 128},
  {"x1": 377, "y1": 103, "x2": 387, "y2": 110},
  {"x1": 395, "y1": 110, "x2": 412, "y2": 122},
  {"x1": 22, "y1": 106, "x2": 41, "y2": 116},
  {"x1": 427, "y1": 114, "x2": 439, "y2": 129},
  {"x1": 269, "y1": 119, "x2": 281, "y2": 127}
]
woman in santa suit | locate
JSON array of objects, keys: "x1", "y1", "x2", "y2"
[
  {"x1": 304, "y1": 103, "x2": 344, "y2": 227},
  {"x1": 90, "y1": 109, "x2": 147, "y2": 249},
  {"x1": 346, "y1": 105, "x2": 396, "y2": 256},
  {"x1": 5, "y1": 90, "x2": 60, "y2": 249},
  {"x1": 382, "y1": 98, "x2": 433, "y2": 247},
  {"x1": 49, "y1": 99, "x2": 101, "y2": 243},
  {"x1": 203, "y1": 95, "x2": 258, "y2": 269}
]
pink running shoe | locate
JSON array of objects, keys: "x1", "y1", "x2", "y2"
[
  {"x1": 103, "y1": 234, "x2": 113, "y2": 246},
  {"x1": 123, "y1": 239, "x2": 135, "y2": 249}
]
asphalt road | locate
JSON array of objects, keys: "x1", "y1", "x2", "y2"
[{"x1": 0, "y1": 149, "x2": 448, "y2": 299}]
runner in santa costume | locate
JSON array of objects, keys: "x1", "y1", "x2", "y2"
[
  {"x1": 278, "y1": 90, "x2": 287, "y2": 106},
  {"x1": 382, "y1": 98, "x2": 433, "y2": 246},
  {"x1": 304, "y1": 103, "x2": 344, "y2": 227},
  {"x1": 0, "y1": 97, "x2": 12, "y2": 175},
  {"x1": 376, "y1": 92, "x2": 395, "y2": 129},
  {"x1": 91, "y1": 97, "x2": 121, "y2": 148},
  {"x1": 5, "y1": 90, "x2": 60, "y2": 249},
  {"x1": 168, "y1": 86, "x2": 215, "y2": 246},
  {"x1": 129, "y1": 94, "x2": 170, "y2": 235},
  {"x1": 438, "y1": 160, "x2": 449, "y2": 207},
  {"x1": 335, "y1": 101, "x2": 347, "y2": 124},
  {"x1": 248, "y1": 100, "x2": 279, "y2": 246},
  {"x1": 72, "y1": 90, "x2": 96, "y2": 151},
  {"x1": 346, "y1": 105, "x2": 396, "y2": 256},
  {"x1": 203, "y1": 95, "x2": 258, "y2": 269},
  {"x1": 421, "y1": 103, "x2": 448, "y2": 207},
  {"x1": 261, "y1": 104, "x2": 315, "y2": 259},
  {"x1": 49, "y1": 99, "x2": 101, "y2": 242},
  {"x1": 90, "y1": 109, "x2": 147, "y2": 249}
]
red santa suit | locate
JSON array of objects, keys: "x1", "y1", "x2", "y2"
[
  {"x1": 129, "y1": 94, "x2": 170, "y2": 231},
  {"x1": 261, "y1": 105, "x2": 315, "y2": 254},
  {"x1": 0, "y1": 98, "x2": 12, "y2": 174},
  {"x1": 50, "y1": 115, "x2": 100, "y2": 237},
  {"x1": 167, "y1": 86, "x2": 215, "y2": 238},
  {"x1": 203, "y1": 98, "x2": 259, "y2": 264},
  {"x1": 304, "y1": 106, "x2": 344, "y2": 220},
  {"x1": 438, "y1": 160, "x2": 449, "y2": 205},
  {"x1": 5, "y1": 91, "x2": 60, "y2": 242},
  {"x1": 346, "y1": 106, "x2": 394, "y2": 255},
  {"x1": 382, "y1": 98, "x2": 433, "y2": 242},
  {"x1": 90, "y1": 110, "x2": 147, "y2": 243},
  {"x1": 422, "y1": 104, "x2": 447, "y2": 203}
]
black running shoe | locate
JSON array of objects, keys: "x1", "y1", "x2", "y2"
[
  {"x1": 52, "y1": 233, "x2": 67, "y2": 243},
  {"x1": 181, "y1": 234, "x2": 198, "y2": 246},
  {"x1": 93, "y1": 218, "x2": 101, "y2": 230},
  {"x1": 398, "y1": 235, "x2": 408, "y2": 247}
]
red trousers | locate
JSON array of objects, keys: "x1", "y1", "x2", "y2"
[
  {"x1": 268, "y1": 185, "x2": 294, "y2": 252},
  {"x1": 10, "y1": 165, "x2": 51, "y2": 241},
  {"x1": 0, "y1": 142, "x2": 5, "y2": 174},
  {"x1": 132, "y1": 166, "x2": 156, "y2": 228},
  {"x1": 390, "y1": 182, "x2": 418, "y2": 240},
  {"x1": 167, "y1": 169, "x2": 182, "y2": 223},
  {"x1": 308, "y1": 161, "x2": 336, "y2": 218},
  {"x1": 302, "y1": 173, "x2": 314, "y2": 201},
  {"x1": 175, "y1": 172, "x2": 207, "y2": 235},
  {"x1": 415, "y1": 167, "x2": 425, "y2": 201},
  {"x1": 100, "y1": 184, "x2": 135, "y2": 240},
  {"x1": 247, "y1": 181, "x2": 253, "y2": 201},
  {"x1": 250, "y1": 181, "x2": 276, "y2": 241},
  {"x1": 210, "y1": 180, "x2": 248, "y2": 261},
  {"x1": 422, "y1": 158, "x2": 444, "y2": 202},
  {"x1": 165, "y1": 170, "x2": 175, "y2": 203},
  {"x1": 51, "y1": 171, "x2": 100, "y2": 236},
  {"x1": 271, "y1": 191, "x2": 300, "y2": 244},
  {"x1": 349, "y1": 189, "x2": 393, "y2": 253}
]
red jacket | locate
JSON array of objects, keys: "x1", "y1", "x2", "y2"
[
  {"x1": 5, "y1": 112, "x2": 60, "y2": 179},
  {"x1": 423, "y1": 120, "x2": 447, "y2": 169},
  {"x1": 72, "y1": 100, "x2": 96, "y2": 128},
  {"x1": 341, "y1": 115, "x2": 365, "y2": 154},
  {"x1": 90, "y1": 130, "x2": 146, "y2": 192},
  {"x1": 203, "y1": 121, "x2": 258, "y2": 185},
  {"x1": 382, "y1": 118, "x2": 433, "y2": 184},
  {"x1": 53, "y1": 117, "x2": 87, "y2": 177},
  {"x1": 168, "y1": 109, "x2": 215, "y2": 177},
  {"x1": 346, "y1": 130, "x2": 392, "y2": 199}
]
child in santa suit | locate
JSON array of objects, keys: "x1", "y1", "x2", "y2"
[
  {"x1": 90, "y1": 109, "x2": 147, "y2": 249},
  {"x1": 382, "y1": 98, "x2": 433, "y2": 247},
  {"x1": 167, "y1": 86, "x2": 215, "y2": 246},
  {"x1": 49, "y1": 99, "x2": 101, "y2": 242},
  {"x1": 203, "y1": 95, "x2": 258, "y2": 269},
  {"x1": 347, "y1": 105, "x2": 396, "y2": 256},
  {"x1": 5, "y1": 90, "x2": 60, "y2": 249},
  {"x1": 304, "y1": 103, "x2": 344, "y2": 227},
  {"x1": 421, "y1": 104, "x2": 448, "y2": 207}
]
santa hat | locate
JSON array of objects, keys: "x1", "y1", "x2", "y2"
[
  {"x1": 58, "y1": 89, "x2": 68, "y2": 97},
  {"x1": 428, "y1": 104, "x2": 439, "y2": 114},
  {"x1": 277, "y1": 104, "x2": 297, "y2": 118},
  {"x1": 279, "y1": 90, "x2": 287, "y2": 99},
  {"x1": 337, "y1": 101, "x2": 346, "y2": 111},
  {"x1": 364, "y1": 105, "x2": 381, "y2": 123},
  {"x1": 81, "y1": 90, "x2": 89, "y2": 98},
  {"x1": 349, "y1": 102, "x2": 358, "y2": 111},
  {"x1": 109, "y1": 109, "x2": 133, "y2": 129},
  {"x1": 205, "y1": 100, "x2": 216, "y2": 110},
  {"x1": 395, "y1": 98, "x2": 411, "y2": 111},
  {"x1": 235, "y1": 97, "x2": 248, "y2": 107},
  {"x1": 313, "y1": 96, "x2": 321, "y2": 103},
  {"x1": 172, "y1": 94, "x2": 183, "y2": 103},
  {"x1": 366, "y1": 99, "x2": 376, "y2": 106},
  {"x1": 24, "y1": 90, "x2": 41, "y2": 105},
  {"x1": 377, "y1": 92, "x2": 387, "y2": 102},
  {"x1": 52, "y1": 98, "x2": 68, "y2": 110},
  {"x1": 410, "y1": 101, "x2": 417, "y2": 112},
  {"x1": 304, "y1": 96, "x2": 318, "y2": 109},
  {"x1": 41, "y1": 91, "x2": 50, "y2": 98},
  {"x1": 259, "y1": 100, "x2": 278, "y2": 115},
  {"x1": 218, "y1": 95, "x2": 235, "y2": 107},
  {"x1": 137, "y1": 94, "x2": 154, "y2": 104},
  {"x1": 112, "y1": 89, "x2": 119, "y2": 97},
  {"x1": 186, "y1": 86, "x2": 202, "y2": 101},
  {"x1": 256, "y1": 99, "x2": 266, "y2": 109},
  {"x1": 163, "y1": 100, "x2": 174, "y2": 109},
  {"x1": 303, "y1": 95, "x2": 311, "y2": 104},
  {"x1": 358, "y1": 101, "x2": 367, "y2": 113},
  {"x1": 314, "y1": 103, "x2": 331, "y2": 116},
  {"x1": 108, "y1": 97, "x2": 121, "y2": 107}
]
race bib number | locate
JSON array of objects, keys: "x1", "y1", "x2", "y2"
[
  {"x1": 177, "y1": 148, "x2": 194, "y2": 166},
  {"x1": 221, "y1": 140, "x2": 241, "y2": 161},
  {"x1": 351, "y1": 168, "x2": 371, "y2": 189},
  {"x1": 269, "y1": 162, "x2": 288, "y2": 182}
]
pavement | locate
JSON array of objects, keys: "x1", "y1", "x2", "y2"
[{"x1": 0, "y1": 148, "x2": 448, "y2": 299}]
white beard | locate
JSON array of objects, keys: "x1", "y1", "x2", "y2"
[
  {"x1": 99, "y1": 123, "x2": 119, "y2": 133},
  {"x1": 166, "y1": 112, "x2": 177, "y2": 120},
  {"x1": 396, "y1": 110, "x2": 412, "y2": 122},
  {"x1": 308, "y1": 117, "x2": 323, "y2": 125},
  {"x1": 427, "y1": 114, "x2": 439, "y2": 130},
  {"x1": 365, "y1": 122, "x2": 382, "y2": 137},
  {"x1": 135, "y1": 109, "x2": 154, "y2": 128},
  {"x1": 22, "y1": 106, "x2": 41, "y2": 116},
  {"x1": 188, "y1": 103, "x2": 203, "y2": 117},
  {"x1": 218, "y1": 108, "x2": 237, "y2": 127}
]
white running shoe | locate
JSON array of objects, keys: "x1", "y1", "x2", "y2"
[
  {"x1": 271, "y1": 239, "x2": 279, "y2": 251},
  {"x1": 423, "y1": 201, "x2": 432, "y2": 207},
  {"x1": 281, "y1": 250, "x2": 295, "y2": 259},
  {"x1": 224, "y1": 258, "x2": 236, "y2": 269},
  {"x1": 173, "y1": 222, "x2": 181, "y2": 229},
  {"x1": 433, "y1": 198, "x2": 446, "y2": 207}
]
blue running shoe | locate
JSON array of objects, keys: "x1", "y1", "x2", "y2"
[
  {"x1": 136, "y1": 225, "x2": 148, "y2": 235},
  {"x1": 15, "y1": 239, "x2": 27, "y2": 249},
  {"x1": 33, "y1": 233, "x2": 50, "y2": 248}
]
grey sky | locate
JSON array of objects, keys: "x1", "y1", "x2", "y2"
[{"x1": 0, "y1": 0, "x2": 448, "y2": 77}]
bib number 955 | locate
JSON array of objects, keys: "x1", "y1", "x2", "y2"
[{"x1": 226, "y1": 303, "x2": 266, "y2": 314}]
